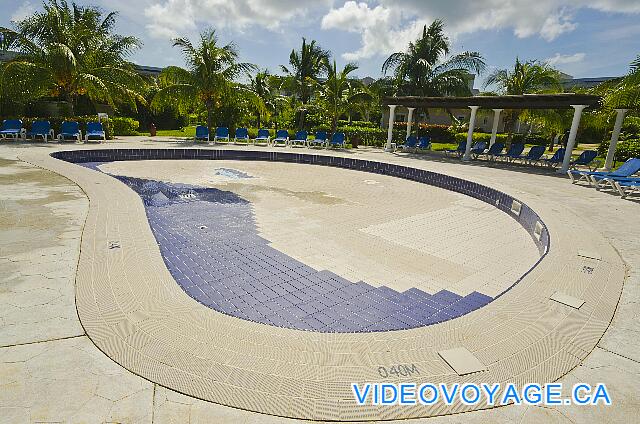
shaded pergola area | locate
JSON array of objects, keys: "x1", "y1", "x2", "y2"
[{"x1": 383, "y1": 94, "x2": 629, "y2": 173}]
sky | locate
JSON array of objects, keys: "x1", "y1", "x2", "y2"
[{"x1": 2, "y1": 0, "x2": 640, "y2": 89}]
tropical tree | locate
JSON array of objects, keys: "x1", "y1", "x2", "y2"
[
  {"x1": 280, "y1": 38, "x2": 331, "y2": 128},
  {"x1": 151, "y1": 29, "x2": 256, "y2": 132},
  {"x1": 249, "y1": 69, "x2": 273, "y2": 127},
  {"x1": 0, "y1": 0, "x2": 145, "y2": 112},
  {"x1": 382, "y1": 20, "x2": 485, "y2": 97},
  {"x1": 484, "y1": 58, "x2": 562, "y2": 137},
  {"x1": 318, "y1": 60, "x2": 370, "y2": 132},
  {"x1": 601, "y1": 54, "x2": 640, "y2": 110}
]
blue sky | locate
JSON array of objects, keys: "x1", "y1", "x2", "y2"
[{"x1": 2, "y1": 1, "x2": 640, "y2": 89}]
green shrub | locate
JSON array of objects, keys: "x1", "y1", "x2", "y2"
[
  {"x1": 110, "y1": 117, "x2": 140, "y2": 136},
  {"x1": 598, "y1": 139, "x2": 640, "y2": 162},
  {"x1": 511, "y1": 133, "x2": 549, "y2": 145},
  {"x1": 1, "y1": 116, "x2": 113, "y2": 139},
  {"x1": 416, "y1": 124, "x2": 455, "y2": 143}
]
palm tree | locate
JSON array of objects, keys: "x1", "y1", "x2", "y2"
[
  {"x1": 281, "y1": 38, "x2": 330, "y2": 129},
  {"x1": 152, "y1": 29, "x2": 256, "y2": 133},
  {"x1": 319, "y1": 60, "x2": 370, "y2": 132},
  {"x1": 0, "y1": 0, "x2": 144, "y2": 112},
  {"x1": 484, "y1": 58, "x2": 562, "y2": 136},
  {"x1": 249, "y1": 69, "x2": 272, "y2": 127},
  {"x1": 602, "y1": 54, "x2": 640, "y2": 110},
  {"x1": 382, "y1": 20, "x2": 485, "y2": 97}
]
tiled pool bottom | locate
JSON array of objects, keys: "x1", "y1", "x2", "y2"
[{"x1": 96, "y1": 167, "x2": 493, "y2": 333}]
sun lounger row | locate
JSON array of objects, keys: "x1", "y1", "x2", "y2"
[
  {"x1": 194, "y1": 126, "x2": 348, "y2": 148},
  {"x1": 567, "y1": 157, "x2": 640, "y2": 199},
  {"x1": 396, "y1": 136, "x2": 432, "y2": 152},
  {"x1": 0, "y1": 119, "x2": 106, "y2": 142},
  {"x1": 441, "y1": 139, "x2": 600, "y2": 170}
]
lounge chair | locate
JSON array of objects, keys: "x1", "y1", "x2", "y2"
[
  {"x1": 567, "y1": 157, "x2": 640, "y2": 186},
  {"x1": 416, "y1": 136, "x2": 431, "y2": 151},
  {"x1": 611, "y1": 179, "x2": 640, "y2": 198},
  {"x1": 308, "y1": 131, "x2": 327, "y2": 148},
  {"x1": 477, "y1": 142, "x2": 504, "y2": 160},
  {"x1": 234, "y1": 127, "x2": 249, "y2": 144},
  {"x1": 290, "y1": 130, "x2": 308, "y2": 147},
  {"x1": 570, "y1": 150, "x2": 600, "y2": 171},
  {"x1": 58, "y1": 121, "x2": 82, "y2": 142},
  {"x1": 26, "y1": 120, "x2": 54, "y2": 142},
  {"x1": 515, "y1": 145, "x2": 547, "y2": 165},
  {"x1": 214, "y1": 127, "x2": 230, "y2": 143},
  {"x1": 329, "y1": 132, "x2": 346, "y2": 148},
  {"x1": 0, "y1": 119, "x2": 25, "y2": 140},
  {"x1": 194, "y1": 125, "x2": 209, "y2": 142},
  {"x1": 540, "y1": 148, "x2": 566, "y2": 167},
  {"x1": 85, "y1": 122, "x2": 106, "y2": 143},
  {"x1": 272, "y1": 129, "x2": 290, "y2": 146},
  {"x1": 445, "y1": 141, "x2": 466, "y2": 157},
  {"x1": 495, "y1": 143, "x2": 525, "y2": 162},
  {"x1": 254, "y1": 129, "x2": 270, "y2": 145},
  {"x1": 397, "y1": 135, "x2": 417, "y2": 151},
  {"x1": 469, "y1": 141, "x2": 488, "y2": 159}
]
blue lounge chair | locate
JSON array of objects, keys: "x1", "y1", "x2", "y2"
[
  {"x1": 540, "y1": 148, "x2": 566, "y2": 167},
  {"x1": 397, "y1": 135, "x2": 417, "y2": 151},
  {"x1": 445, "y1": 141, "x2": 466, "y2": 157},
  {"x1": 476, "y1": 142, "x2": 504, "y2": 160},
  {"x1": 570, "y1": 150, "x2": 599, "y2": 171},
  {"x1": 0, "y1": 119, "x2": 25, "y2": 140},
  {"x1": 308, "y1": 131, "x2": 327, "y2": 148},
  {"x1": 329, "y1": 132, "x2": 346, "y2": 148},
  {"x1": 26, "y1": 120, "x2": 53, "y2": 142},
  {"x1": 470, "y1": 141, "x2": 488, "y2": 158},
  {"x1": 515, "y1": 145, "x2": 547, "y2": 165},
  {"x1": 290, "y1": 130, "x2": 308, "y2": 147},
  {"x1": 214, "y1": 127, "x2": 230, "y2": 143},
  {"x1": 495, "y1": 143, "x2": 525, "y2": 162},
  {"x1": 254, "y1": 129, "x2": 270, "y2": 145},
  {"x1": 272, "y1": 129, "x2": 289, "y2": 146},
  {"x1": 611, "y1": 179, "x2": 640, "y2": 198},
  {"x1": 234, "y1": 127, "x2": 249, "y2": 144},
  {"x1": 85, "y1": 121, "x2": 105, "y2": 143},
  {"x1": 568, "y1": 157, "x2": 640, "y2": 186},
  {"x1": 416, "y1": 136, "x2": 431, "y2": 151},
  {"x1": 194, "y1": 125, "x2": 209, "y2": 142},
  {"x1": 58, "y1": 121, "x2": 81, "y2": 142}
]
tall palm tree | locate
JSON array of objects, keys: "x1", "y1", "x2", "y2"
[
  {"x1": 319, "y1": 60, "x2": 370, "y2": 132},
  {"x1": 281, "y1": 38, "x2": 330, "y2": 103},
  {"x1": 0, "y1": 0, "x2": 144, "y2": 111},
  {"x1": 484, "y1": 58, "x2": 562, "y2": 136},
  {"x1": 152, "y1": 29, "x2": 256, "y2": 132},
  {"x1": 382, "y1": 20, "x2": 485, "y2": 96},
  {"x1": 249, "y1": 69, "x2": 272, "y2": 127},
  {"x1": 602, "y1": 54, "x2": 640, "y2": 110}
]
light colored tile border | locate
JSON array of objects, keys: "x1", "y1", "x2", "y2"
[{"x1": 18, "y1": 144, "x2": 625, "y2": 421}]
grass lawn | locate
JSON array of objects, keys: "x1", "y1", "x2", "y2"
[{"x1": 138, "y1": 126, "x2": 197, "y2": 137}]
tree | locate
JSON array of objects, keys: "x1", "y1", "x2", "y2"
[
  {"x1": 151, "y1": 29, "x2": 256, "y2": 133},
  {"x1": 484, "y1": 58, "x2": 562, "y2": 137},
  {"x1": 382, "y1": 20, "x2": 485, "y2": 97},
  {"x1": 280, "y1": 38, "x2": 331, "y2": 128},
  {"x1": 0, "y1": 0, "x2": 144, "y2": 112},
  {"x1": 601, "y1": 54, "x2": 640, "y2": 110},
  {"x1": 319, "y1": 60, "x2": 370, "y2": 132},
  {"x1": 249, "y1": 69, "x2": 272, "y2": 128}
]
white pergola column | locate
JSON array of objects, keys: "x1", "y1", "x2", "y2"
[
  {"x1": 559, "y1": 105, "x2": 587, "y2": 173},
  {"x1": 489, "y1": 109, "x2": 503, "y2": 147},
  {"x1": 385, "y1": 104, "x2": 398, "y2": 152},
  {"x1": 462, "y1": 106, "x2": 480, "y2": 161},
  {"x1": 406, "y1": 107, "x2": 416, "y2": 140},
  {"x1": 605, "y1": 109, "x2": 628, "y2": 171}
]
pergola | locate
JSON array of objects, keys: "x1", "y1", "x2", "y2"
[{"x1": 382, "y1": 94, "x2": 629, "y2": 173}]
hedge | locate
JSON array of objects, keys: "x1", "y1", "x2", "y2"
[
  {"x1": 454, "y1": 132, "x2": 509, "y2": 145},
  {"x1": 110, "y1": 117, "x2": 140, "y2": 136},
  {"x1": 598, "y1": 139, "x2": 640, "y2": 162}
]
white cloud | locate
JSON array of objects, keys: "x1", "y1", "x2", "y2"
[
  {"x1": 545, "y1": 52, "x2": 586, "y2": 66},
  {"x1": 144, "y1": 0, "x2": 330, "y2": 39},
  {"x1": 320, "y1": 0, "x2": 640, "y2": 60},
  {"x1": 10, "y1": 1, "x2": 35, "y2": 22}
]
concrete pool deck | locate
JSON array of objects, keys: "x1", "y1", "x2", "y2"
[{"x1": 1, "y1": 137, "x2": 638, "y2": 423}]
